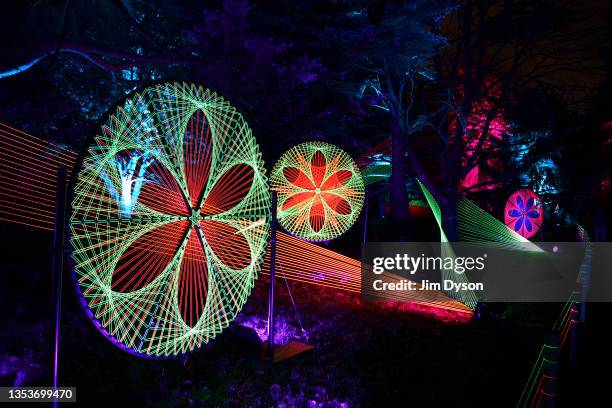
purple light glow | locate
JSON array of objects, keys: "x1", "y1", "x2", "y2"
[{"x1": 236, "y1": 313, "x2": 306, "y2": 345}]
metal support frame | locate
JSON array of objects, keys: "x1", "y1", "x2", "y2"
[
  {"x1": 267, "y1": 191, "x2": 277, "y2": 354},
  {"x1": 51, "y1": 167, "x2": 67, "y2": 406}
]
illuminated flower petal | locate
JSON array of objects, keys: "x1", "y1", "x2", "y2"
[
  {"x1": 516, "y1": 196, "x2": 525, "y2": 211},
  {"x1": 309, "y1": 195, "x2": 325, "y2": 232},
  {"x1": 112, "y1": 221, "x2": 190, "y2": 293},
  {"x1": 200, "y1": 220, "x2": 252, "y2": 270},
  {"x1": 281, "y1": 191, "x2": 315, "y2": 211},
  {"x1": 321, "y1": 170, "x2": 353, "y2": 190},
  {"x1": 311, "y1": 150, "x2": 327, "y2": 187},
  {"x1": 514, "y1": 216, "x2": 523, "y2": 232},
  {"x1": 321, "y1": 192, "x2": 351, "y2": 215},
  {"x1": 177, "y1": 227, "x2": 208, "y2": 328},
  {"x1": 201, "y1": 164, "x2": 254, "y2": 215},
  {"x1": 525, "y1": 217, "x2": 533, "y2": 232},
  {"x1": 525, "y1": 197, "x2": 534, "y2": 211},
  {"x1": 184, "y1": 109, "x2": 213, "y2": 208},
  {"x1": 283, "y1": 167, "x2": 315, "y2": 190},
  {"x1": 508, "y1": 209, "x2": 521, "y2": 218},
  {"x1": 136, "y1": 155, "x2": 190, "y2": 216},
  {"x1": 527, "y1": 210, "x2": 539, "y2": 219}
]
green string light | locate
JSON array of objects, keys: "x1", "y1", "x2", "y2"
[
  {"x1": 417, "y1": 180, "x2": 478, "y2": 308},
  {"x1": 70, "y1": 82, "x2": 270, "y2": 357}
]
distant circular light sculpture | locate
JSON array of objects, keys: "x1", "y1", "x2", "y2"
[
  {"x1": 504, "y1": 189, "x2": 543, "y2": 239},
  {"x1": 270, "y1": 141, "x2": 365, "y2": 241},
  {"x1": 70, "y1": 83, "x2": 270, "y2": 357}
]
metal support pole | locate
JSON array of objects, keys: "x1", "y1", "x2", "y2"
[
  {"x1": 51, "y1": 167, "x2": 67, "y2": 403},
  {"x1": 267, "y1": 191, "x2": 277, "y2": 355}
]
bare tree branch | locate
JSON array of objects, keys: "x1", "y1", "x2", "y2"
[{"x1": 0, "y1": 42, "x2": 194, "y2": 79}]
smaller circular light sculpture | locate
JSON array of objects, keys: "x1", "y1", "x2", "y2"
[
  {"x1": 270, "y1": 141, "x2": 365, "y2": 242},
  {"x1": 504, "y1": 189, "x2": 544, "y2": 239}
]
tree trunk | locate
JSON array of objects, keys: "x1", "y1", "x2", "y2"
[
  {"x1": 390, "y1": 119, "x2": 410, "y2": 238},
  {"x1": 441, "y1": 121, "x2": 464, "y2": 242},
  {"x1": 442, "y1": 192, "x2": 459, "y2": 242}
]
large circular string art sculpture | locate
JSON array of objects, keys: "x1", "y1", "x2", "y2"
[
  {"x1": 70, "y1": 83, "x2": 270, "y2": 357},
  {"x1": 270, "y1": 141, "x2": 365, "y2": 242},
  {"x1": 504, "y1": 188, "x2": 544, "y2": 239}
]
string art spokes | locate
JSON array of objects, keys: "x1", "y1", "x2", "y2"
[
  {"x1": 270, "y1": 141, "x2": 365, "y2": 242},
  {"x1": 70, "y1": 83, "x2": 270, "y2": 357},
  {"x1": 504, "y1": 188, "x2": 543, "y2": 239}
]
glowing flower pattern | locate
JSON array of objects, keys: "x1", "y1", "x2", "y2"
[
  {"x1": 504, "y1": 189, "x2": 543, "y2": 239},
  {"x1": 271, "y1": 142, "x2": 364, "y2": 241},
  {"x1": 70, "y1": 83, "x2": 270, "y2": 357}
]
